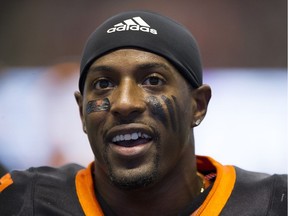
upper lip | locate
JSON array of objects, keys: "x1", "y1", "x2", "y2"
[{"x1": 105, "y1": 123, "x2": 154, "y2": 144}]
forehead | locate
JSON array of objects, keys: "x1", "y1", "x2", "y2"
[{"x1": 89, "y1": 48, "x2": 177, "y2": 72}]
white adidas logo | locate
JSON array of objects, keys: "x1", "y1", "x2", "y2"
[{"x1": 107, "y1": 16, "x2": 158, "y2": 35}]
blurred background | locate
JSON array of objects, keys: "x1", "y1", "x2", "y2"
[{"x1": 0, "y1": 0, "x2": 286, "y2": 174}]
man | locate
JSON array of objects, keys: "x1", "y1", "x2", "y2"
[{"x1": 0, "y1": 10, "x2": 286, "y2": 215}]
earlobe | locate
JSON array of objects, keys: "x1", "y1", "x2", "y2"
[
  {"x1": 74, "y1": 91, "x2": 87, "y2": 133},
  {"x1": 191, "y1": 85, "x2": 212, "y2": 127}
]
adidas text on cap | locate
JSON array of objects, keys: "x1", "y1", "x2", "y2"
[
  {"x1": 107, "y1": 16, "x2": 158, "y2": 35},
  {"x1": 79, "y1": 10, "x2": 203, "y2": 93}
]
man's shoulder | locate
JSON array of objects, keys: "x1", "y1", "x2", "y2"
[
  {"x1": 233, "y1": 166, "x2": 287, "y2": 189},
  {"x1": 0, "y1": 163, "x2": 85, "y2": 215},
  {"x1": 25, "y1": 163, "x2": 85, "y2": 180},
  {"x1": 2, "y1": 163, "x2": 84, "y2": 189},
  {"x1": 222, "y1": 167, "x2": 287, "y2": 215},
  {"x1": 1, "y1": 163, "x2": 82, "y2": 186},
  {"x1": 234, "y1": 166, "x2": 287, "y2": 195}
]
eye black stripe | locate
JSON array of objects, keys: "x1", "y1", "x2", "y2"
[
  {"x1": 161, "y1": 95, "x2": 177, "y2": 131},
  {"x1": 172, "y1": 96, "x2": 181, "y2": 133},
  {"x1": 86, "y1": 98, "x2": 110, "y2": 114},
  {"x1": 146, "y1": 96, "x2": 168, "y2": 126}
]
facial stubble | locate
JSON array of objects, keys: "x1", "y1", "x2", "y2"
[{"x1": 104, "y1": 137, "x2": 160, "y2": 190}]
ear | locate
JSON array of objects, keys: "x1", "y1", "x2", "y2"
[
  {"x1": 191, "y1": 84, "x2": 211, "y2": 127},
  {"x1": 74, "y1": 91, "x2": 87, "y2": 133}
]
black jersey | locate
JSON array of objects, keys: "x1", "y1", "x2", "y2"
[{"x1": 0, "y1": 157, "x2": 287, "y2": 215}]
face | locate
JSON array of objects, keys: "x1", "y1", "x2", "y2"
[{"x1": 76, "y1": 49, "x2": 202, "y2": 189}]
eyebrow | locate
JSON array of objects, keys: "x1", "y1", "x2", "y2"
[
  {"x1": 135, "y1": 62, "x2": 172, "y2": 72},
  {"x1": 88, "y1": 62, "x2": 172, "y2": 74}
]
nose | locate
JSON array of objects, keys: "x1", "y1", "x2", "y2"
[{"x1": 110, "y1": 79, "x2": 146, "y2": 118}]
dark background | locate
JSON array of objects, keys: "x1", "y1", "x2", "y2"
[{"x1": 0, "y1": 0, "x2": 286, "y2": 68}]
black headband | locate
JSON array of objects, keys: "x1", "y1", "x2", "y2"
[{"x1": 79, "y1": 10, "x2": 203, "y2": 93}]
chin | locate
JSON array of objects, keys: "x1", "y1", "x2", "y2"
[
  {"x1": 107, "y1": 157, "x2": 160, "y2": 190},
  {"x1": 110, "y1": 170, "x2": 158, "y2": 190}
]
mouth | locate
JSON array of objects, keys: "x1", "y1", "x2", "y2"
[
  {"x1": 112, "y1": 131, "x2": 152, "y2": 147},
  {"x1": 106, "y1": 124, "x2": 155, "y2": 157}
]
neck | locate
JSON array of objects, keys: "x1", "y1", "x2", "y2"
[{"x1": 94, "y1": 144, "x2": 201, "y2": 216}]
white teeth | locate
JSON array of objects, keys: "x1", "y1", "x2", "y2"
[
  {"x1": 143, "y1": 134, "x2": 149, "y2": 139},
  {"x1": 112, "y1": 132, "x2": 151, "y2": 143},
  {"x1": 124, "y1": 134, "x2": 131, "y2": 140},
  {"x1": 131, "y1": 132, "x2": 138, "y2": 140}
]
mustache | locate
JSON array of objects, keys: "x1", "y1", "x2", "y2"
[{"x1": 107, "y1": 118, "x2": 155, "y2": 129}]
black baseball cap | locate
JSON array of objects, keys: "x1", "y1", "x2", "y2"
[{"x1": 79, "y1": 10, "x2": 203, "y2": 93}]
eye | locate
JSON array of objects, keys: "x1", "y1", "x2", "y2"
[
  {"x1": 93, "y1": 78, "x2": 115, "y2": 90},
  {"x1": 142, "y1": 75, "x2": 165, "y2": 86}
]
